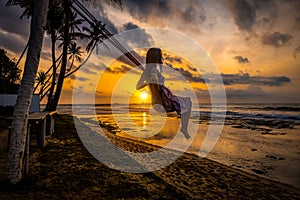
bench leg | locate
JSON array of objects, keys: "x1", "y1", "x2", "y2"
[
  {"x1": 50, "y1": 116, "x2": 54, "y2": 135},
  {"x1": 37, "y1": 119, "x2": 46, "y2": 147},
  {"x1": 46, "y1": 115, "x2": 55, "y2": 135}
]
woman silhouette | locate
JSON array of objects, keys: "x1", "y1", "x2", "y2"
[{"x1": 136, "y1": 48, "x2": 192, "y2": 139}]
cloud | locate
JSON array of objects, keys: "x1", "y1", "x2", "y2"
[
  {"x1": 123, "y1": 22, "x2": 139, "y2": 30},
  {"x1": 229, "y1": 0, "x2": 278, "y2": 32},
  {"x1": 181, "y1": 3, "x2": 206, "y2": 24},
  {"x1": 187, "y1": 65, "x2": 197, "y2": 72},
  {"x1": 115, "y1": 50, "x2": 145, "y2": 68},
  {"x1": 0, "y1": 29, "x2": 27, "y2": 54},
  {"x1": 121, "y1": 22, "x2": 154, "y2": 48},
  {"x1": 123, "y1": 0, "x2": 171, "y2": 23},
  {"x1": 0, "y1": 3, "x2": 30, "y2": 38},
  {"x1": 106, "y1": 64, "x2": 139, "y2": 74},
  {"x1": 86, "y1": 62, "x2": 107, "y2": 71},
  {"x1": 261, "y1": 32, "x2": 293, "y2": 48},
  {"x1": 81, "y1": 67, "x2": 97, "y2": 75},
  {"x1": 163, "y1": 53, "x2": 183, "y2": 64},
  {"x1": 219, "y1": 72, "x2": 291, "y2": 86},
  {"x1": 294, "y1": 17, "x2": 300, "y2": 30},
  {"x1": 169, "y1": 67, "x2": 205, "y2": 83},
  {"x1": 293, "y1": 46, "x2": 300, "y2": 58},
  {"x1": 230, "y1": 0, "x2": 256, "y2": 32},
  {"x1": 226, "y1": 86, "x2": 265, "y2": 99},
  {"x1": 123, "y1": 0, "x2": 206, "y2": 28},
  {"x1": 82, "y1": 1, "x2": 119, "y2": 34},
  {"x1": 234, "y1": 56, "x2": 250, "y2": 64},
  {"x1": 75, "y1": 76, "x2": 89, "y2": 81}
]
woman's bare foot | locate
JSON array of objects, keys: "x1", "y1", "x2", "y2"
[{"x1": 180, "y1": 127, "x2": 190, "y2": 139}]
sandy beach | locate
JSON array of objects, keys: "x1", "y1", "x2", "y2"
[{"x1": 0, "y1": 114, "x2": 299, "y2": 199}]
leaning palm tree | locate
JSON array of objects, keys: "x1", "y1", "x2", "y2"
[
  {"x1": 6, "y1": 0, "x2": 49, "y2": 184},
  {"x1": 45, "y1": 0, "x2": 64, "y2": 108},
  {"x1": 47, "y1": 0, "x2": 77, "y2": 111},
  {"x1": 47, "y1": 0, "x2": 122, "y2": 111}
]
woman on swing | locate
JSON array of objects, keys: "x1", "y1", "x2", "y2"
[{"x1": 136, "y1": 48, "x2": 192, "y2": 139}]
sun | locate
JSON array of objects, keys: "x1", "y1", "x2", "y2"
[{"x1": 140, "y1": 91, "x2": 148, "y2": 100}]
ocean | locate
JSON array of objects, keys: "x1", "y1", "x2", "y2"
[{"x1": 55, "y1": 103, "x2": 300, "y2": 188}]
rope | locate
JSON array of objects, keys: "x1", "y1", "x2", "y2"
[{"x1": 72, "y1": 0, "x2": 144, "y2": 70}]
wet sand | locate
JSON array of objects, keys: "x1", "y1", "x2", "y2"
[
  {"x1": 96, "y1": 111, "x2": 300, "y2": 188},
  {"x1": 0, "y1": 114, "x2": 299, "y2": 199}
]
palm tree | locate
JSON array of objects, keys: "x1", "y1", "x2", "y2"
[
  {"x1": 6, "y1": 0, "x2": 33, "y2": 19},
  {"x1": 6, "y1": 0, "x2": 49, "y2": 184},
  {"x1": 35, "y1": 71, "x2": 49, "y2": 96},
  {"x1": 67, "y1": 42, "x2": 83, "y2": 72},
  {"x1": 47, "y1": 0, "x2": 74, "y2": 111},
  {"x1": 81, "y1": 23, "x2": 108, "y2": 54},
  {"x1": 45, "y1": 0, "x2": 64, "y2": 109},
  {"x1": 8, "y1": 0, "x2": 123, "y2": 113}
]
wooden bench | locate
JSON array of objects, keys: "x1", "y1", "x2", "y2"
[
  {"x1": 28, "y1": 111, "x2": 57, "y2": 147},
  {"x1": 6, "y1": 111, "x2": 57, "y2": 147},
  {"x1": 6, "y1": 111, "x2": 57, "y2": 177}
]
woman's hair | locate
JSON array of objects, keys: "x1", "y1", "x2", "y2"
[
  {"x1": 145, "y1": 48, "x2": 163, "y2": 82},
  {"x1": 146, "y1": 48, "x2": 162, "y2": 64}
]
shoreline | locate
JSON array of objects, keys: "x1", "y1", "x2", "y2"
[{"x1": 0, "y1": 114, "x2": 299, "y2": 199}]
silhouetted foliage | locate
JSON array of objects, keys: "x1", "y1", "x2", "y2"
[{"x1": 0, "y1": 49, "x2": 21, "y2": 94}]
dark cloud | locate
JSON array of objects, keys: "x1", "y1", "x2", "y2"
[
  {"x1": 187, "y1": 65, "x2": 197, "y2": 72},
  {"x1": 230, "y1": 0, "x2": 278, "y2": 32},
  {"x1": 293, "y1": 46, "x2": 300, "y2": 58},
  {"x1": 121, "y1": 22, "x2": 154, "y2": 48},
  {"x1": 163, "y1": 53, "x2": 183, "y2": 64},
  {"x1": 0, "y1": 3, "x2": 30, "y2": 37},
  {"x1": 193, "y1": 86, "x2": 267, "y2": 102},
  {"x1": 123, "y1": 0, "x2": 206, "y2": 27},
  {"x1": 261, "y1": 32, "x2": 293, "y2": 48},
  {"x1": 87, "y1": 62, "x2": 107, "y2": 71},
  {"x1": 231, "y1": 0, "x2": 256, "y2": 32},
  {"x1": 75, "y1": 77, "x2": 89, "y2": 81},
  {"x1": 123, "y1": 0, "x2": 171, "y2": 23},
  {"x1": 226, "y1": 86, "x2": 265, "y2": 99},
  {"x1": 123, "y1": 22, "x2": 139, "y2": 30},
  {"x1": 0, "y1": 31, "x2": 27, "y2": 54},
  {"x1": 234, "y1": 56, "x2": 250, "y2": 64},
  {"x1": 254, "y1": 0, "x2": 278, "y2": 27},
  {"x1": 219, "y1": 72, "x2": 291, "y2": 86},
  {"x1": 172, "y1": 67, "x2": 205, "y2": 83},
  {"x1": 82, "y1": 2, "x2": 119, "y2": 34},
  {"x1": 106, "y1": 64, "x2": 139, "y2": 74},
  {"x1": 294, "y1": 17, "x2": 300, "y2": 30},
  {"x1": 182, "y1": 4, "x2": 206, "y2": 24},
  {"x1": 162, "y1": 53, "x2": 203, "y2": 83},
  {"x1": 116, "y1": 50, "x2": 145, "y2": 68},
  {"x1": 81, "y1": 67, "x2": 97, "y2": 75},
  {"x1": 0, "y1": 3, "x2": 30, "y2": 54}
]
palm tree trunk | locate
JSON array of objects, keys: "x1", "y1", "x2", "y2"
[
  {"x1": 49, "y1": 0, "x2": 70, "y2": 111},
  {"x1": 45, "y1": 30, "x2": 57, "y2": 111},
  {"x1": 6, "y1": 0, "x2": 49, "y2": 184}
]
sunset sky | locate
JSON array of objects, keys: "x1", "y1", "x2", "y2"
[{"x1": 0, "y1": 0, "x2": 299, "y2": 104}]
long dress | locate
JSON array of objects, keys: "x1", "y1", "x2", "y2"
[{"x1": 143, "y1": 67, "x2": 191, "y2": 116}]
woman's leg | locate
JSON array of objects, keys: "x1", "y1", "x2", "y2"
[{"x1": 178, "y1": 97, "x2": 192, "y2": 139}]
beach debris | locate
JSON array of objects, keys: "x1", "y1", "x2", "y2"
[
  {"x1": 250, "y1": 148, "x2": 257, "y2": 151},
  {"x1": 260, "y1": 132, "x2": 286, "y2": 136},
  {"x1": 265, "y1": 155, "x2": 285, "y2": 160},
  {"x1": 251, "y1": 169, "x2": 265, "y2": 175}
]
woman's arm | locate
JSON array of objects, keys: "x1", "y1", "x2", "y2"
[{"x1": 136, "y1": 71, "x2": 147, "y2": 90}]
